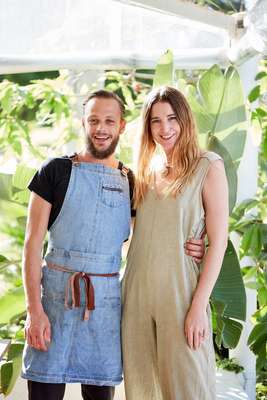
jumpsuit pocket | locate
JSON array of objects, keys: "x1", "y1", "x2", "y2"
[{"x1": 101, "y1": 183, "x2": 125, "y2": 208}]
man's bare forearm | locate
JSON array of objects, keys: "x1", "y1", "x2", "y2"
[{"x1": 23, "y1": 239, "x2": 44, "y2": 313}]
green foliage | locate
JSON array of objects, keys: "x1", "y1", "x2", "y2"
[
  {"x1": 208, "y1": 135, "x2": 237, "y2": 213},
  {"x1": 230, "y1": 193, "x2": 267, "y2": 372},
  {"x1": 104, "y1": 70, "x2": 150, "y2": 123},
  {"x1": 0, "y1": 75, "x2": 77, "y2": 159},
  {"x1": 216, "y1": 357, "x2": 244, "y2": 373},
  {"x1": 0, "y1": 343, "x2": 24, "y2": 395},
  {"x1": 153, "y1": 50, "x2": 174, "y2": 88},
  {"x1": 211, "y1": 240, "x2": 246, "y2": 348},
  {"x1": 191, "y1": 0, "x2": 244, "y2": 13},
  {"x1": 248, "y1": 306, "x2": 267, "y2": 371},
  {"x1": 0, "y1": 287, "x2": 25, "y2": 324}
]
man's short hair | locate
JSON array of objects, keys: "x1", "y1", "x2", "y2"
[{"x1": 83, "y1": 90, "x2": 125, "y2": 118}]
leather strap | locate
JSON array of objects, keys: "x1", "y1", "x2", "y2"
[{"x1": 46, "y1": 262, "x2": 119, "y2": 321}]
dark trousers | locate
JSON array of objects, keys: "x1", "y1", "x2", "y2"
[{"x1": 28, "y1": 380, "x2": 115, "y2": 400}]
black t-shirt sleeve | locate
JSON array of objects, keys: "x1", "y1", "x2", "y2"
[
  {"x1": 28, "y1": 158, "x2": 55, "y2": 204},
  {"x1": 28, "y1": 157, "x2": 72, "y2": 230}
]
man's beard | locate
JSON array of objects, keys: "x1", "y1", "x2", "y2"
[{"x1": 85, "y1": 135, "x2": 120, "y2": 160}]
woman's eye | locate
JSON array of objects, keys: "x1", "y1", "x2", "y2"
[
  {"x1": 169, "y1": 116, "x2": 177, "y2": 121},
  {"x1": 151, "y1": 119, "x2": 160, "y2": 124}
]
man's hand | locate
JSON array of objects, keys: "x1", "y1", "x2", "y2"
[
  {"x1": 25, "y1": 309, "x2": 51, "y2": 352},
  {"x1": 184, "y1": 237, "x2": 205, "y2": 263}
]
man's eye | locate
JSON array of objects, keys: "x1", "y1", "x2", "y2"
[
  {"x1": 106, "y1": 119, "x2": 115, "y2": 124},
  {"x1": 88, "y1": 119, "x2": 98, "y2": 125}
]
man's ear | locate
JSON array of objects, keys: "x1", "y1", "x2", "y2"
[{"x1": 119, "y1": 119, "x2": 126, "y2": 135}]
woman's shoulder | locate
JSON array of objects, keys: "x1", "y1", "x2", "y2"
[{"x1": 199, "y1": 150, "x2": 223, "y2": 164}]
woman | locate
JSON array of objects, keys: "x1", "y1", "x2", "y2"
[{"x1": 122, "y1": 86, "x2": 229, "y2": 400}]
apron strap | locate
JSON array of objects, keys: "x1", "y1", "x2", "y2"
[{"x1": 46, "y1": 262, "x2": 119, "y2": 321}]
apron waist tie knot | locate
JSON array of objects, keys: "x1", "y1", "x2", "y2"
[{"x1": 46, "y1": 262, "x2": 119, "y2": 321}]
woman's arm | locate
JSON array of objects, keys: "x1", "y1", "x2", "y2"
[{"x1": 184, "y1": 159, "x2": 229, "y2": 350}]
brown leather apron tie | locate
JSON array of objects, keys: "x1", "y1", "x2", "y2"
[{"x1": 46, "y1": 262, "x2": 119, "y2": 321}]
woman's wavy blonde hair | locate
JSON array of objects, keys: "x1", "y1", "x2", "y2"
[{"x1": 134, "y1": 86, "x2": 201, "y2": 208}]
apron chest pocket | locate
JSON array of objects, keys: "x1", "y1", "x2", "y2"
[{"x1": 101, "y1": 183, "x2": 124, "y2": 207}]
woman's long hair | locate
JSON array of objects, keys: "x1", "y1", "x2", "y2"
[{"x1": 134, "y1": 86, "x2": 201, "y2": 208}]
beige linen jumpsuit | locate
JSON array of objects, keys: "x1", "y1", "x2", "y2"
[{"x1": 122, "y1": 152, "x2": 221, "y2": 400}]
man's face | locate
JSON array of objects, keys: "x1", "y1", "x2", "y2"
[{"x1": 83, "y1": 97, "x2": 125, "y2": 159}]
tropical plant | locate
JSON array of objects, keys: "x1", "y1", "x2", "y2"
[
  {"x1": 192, "y1": 0, "x2": 245, "y2": 14},
  {"x1": 231, "y1": 60, "x2": 267, "y2": 395},
  {"x1": 0, "y1": 74, "x2": 80, "y2": 395}
]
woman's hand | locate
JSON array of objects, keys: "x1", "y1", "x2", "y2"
[{"x1": 184, "y1": 303, "x2": 209, "y2": 350}]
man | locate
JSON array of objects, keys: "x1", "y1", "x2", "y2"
[{"x1": 21, "y1": 89, "x2": 204, "y2": 400}]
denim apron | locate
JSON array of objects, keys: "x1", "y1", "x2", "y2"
[{"x1": 22, "y1": 157, "x2": 131, "y2": 385}]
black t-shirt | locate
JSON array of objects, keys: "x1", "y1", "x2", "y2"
[{"x1": 28, "y1": 156, "x2": 136, "y2": 230}]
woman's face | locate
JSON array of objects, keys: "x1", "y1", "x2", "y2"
[{"x1": 150, "y1": 101, "x2": 180, "y2": 157}]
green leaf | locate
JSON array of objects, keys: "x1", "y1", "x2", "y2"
[
  {"x1": 6, "y1": 343, "x2": 24, "y2": 361},
  {"x1": 0, "y1": 174, "x2": 12, "y2": 201},
  {"x1": 248, "y1": 321, "x2": 267, "y2": 352},
  {"x1": 187, "y1": 84, "x2": 214, "y2": 136},
  {"x1": 0, "y1": 287, "x2": 25, "y2": 324},
  {"x1": 245, "y1": 282, "x2": 258, "y2": 290},
  {"x1": 208, "y1": 136, "x2": 237, "y2": 213},
  {"x1": 213, "y1": 66, "x2": 247, "y2": 166},
  {"x1": 220, "y1": 317, "x2": 243, "y2": 348},
  {"x1": 255, "y1": 71, "x2": 267, "y2": 80},
  {"x1": 0, "y1": 86, "x2": 14, "y2": 114},
  {"x1": 153, "y1": 50, "x2": 174, "y2": 88},
  {"x1": 12, "y1": 164, "x2": 36, "y2": 190},
  {"x1": 0, "y1": 199, "x2": 27, "y2": 219},
  {"x1": 230, "y1": 198, "x2": 258, "y2": 221},
  {"x1": 0, "y1": 356, "x2": 22, "y2": 395},
  {"x1": 188, "y1": 65, "x2": 247, "y2": 166},
  {"x1": 258, "y1": 287, "x2": 267, "y2": 308},
  {"x1": 198, "y1": 65, "x2": 225, "y2": 115},
  {"x1": 12, "y1": 189, "x2": 30, "y2": 205},
  {"x1": 12, "y1": 140, "x2": 22, "y2": 156},
  {"x1": 248, "y1": 85, "x2": 260, "y2": 102},
  {"x1": 240, "y1": 224, "x2": 262, "y2": 258},
  {"x1": 121, "y1": 86, "x2": 135, "y2": 111},
  {"x1": 211, "y1": 239, "x2": 246, "y2": 349},
  {"x1": 211, "y1": 239, "x2": 246, "y2": 321},
  {"x1": 0, "y1": 255, "x2": 9, "y2": 265}
]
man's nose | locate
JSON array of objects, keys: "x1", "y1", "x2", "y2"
[{"x1": 96, "y1": 122, "x2": 106, "y2": 131}]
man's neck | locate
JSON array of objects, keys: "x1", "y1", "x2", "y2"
[{"x1": 78, "y1": 150, "x2": 119, "y2": 169}]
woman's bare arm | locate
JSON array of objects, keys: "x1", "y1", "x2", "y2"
[{"x1": 184, "y1": 159, "x2": 229, "y2": 350}]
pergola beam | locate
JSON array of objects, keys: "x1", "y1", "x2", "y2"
[
  {"x1": 113, "y1": 0, "x2": 237, "y2": 35},
  {"x1": 0, "y1": 49, "x2": 229, "y2": 74}
]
